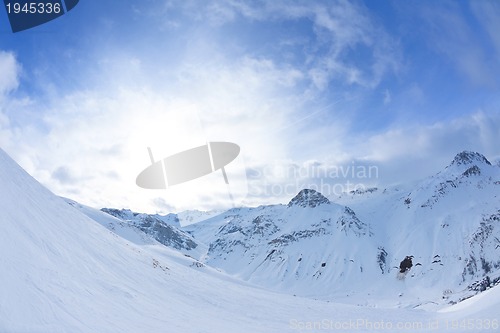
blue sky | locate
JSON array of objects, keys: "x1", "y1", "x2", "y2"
[{"x1": 0, "y1": 0, "x2": 499, "y2": 212}]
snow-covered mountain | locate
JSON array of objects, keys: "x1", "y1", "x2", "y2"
[
  {"x1": 2, "y1": 147, "x2": 375, "y2": 333},
  {"x1": 336, "y1": 151, "x2": 500, "y2": 301},
  {"x1": 184, "y1": 189, "x2": 377, "y2": 296},
  {"x1": 89, "y1": 151, "x2": 500, "y2": 303},
  {"x1": 152, "y1": 151, "x2": 500, "y2": 303},
  {"x1": 3, "y1": 146, "x2": 499, "y2": 332},
  {"x1": 87, "y1": 150, "x2": 499, "y2": 304}
]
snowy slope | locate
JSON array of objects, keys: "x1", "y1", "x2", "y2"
[
  {"x1": 2, "y1": 147, "x2": 500, "y2": 332},
  {"x1": 0, "y1": 148, "x2": 176, "y2": 332},
  {"x1": 335, "y1": 151, "x2": 500, "y2": 302},
  {"x1": 176, "y1": 152, "x2": 500, "y2": 306},
  {"x1": 63, "y1": 198, "x2": 157, "y2": 246},
  {"x1": 0, "y1": 147, "x2": 359, "y2": 333}
]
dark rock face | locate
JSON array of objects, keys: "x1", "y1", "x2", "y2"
[
  {"x1": 463, "y1": 210, "x2": 500, "y2": 280},
  {"x1": 101, "y1": 208, "x2": 134, "y2": 220},
  {"x1": 462, "y1": 165, "x2": 481, "y2": 177},
  {"x1": 377, "y1": 247, "x2": 388, "y2": 274},
  {"x1": 101, "y1": 208, "x2": 197, "y2": 251},
  {"x1": 468, "y1": 276, "x2": 500, "y2": 292},
  {"x1": 350, "y1": 187, "x2": 378, "y2": 195},
  {"x1": 287, "y1": 189, "x2": 330, "y2": 208},
  {"x1": 136, "y1": 215, "x2": 198, "y2": 250},
  {"x1": 450, "y1": 151, "x2": 491, "y2": 167},
  {"x1": 399, "y1": 256, "x2": 413, "y2": 273},
  {"x1": 338, "y1": 207, "x2": 370, "y2": 236}
]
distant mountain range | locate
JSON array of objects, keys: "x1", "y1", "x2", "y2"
[{"x1": 87, "y1": 150, "x2": 500, "y2": 305}]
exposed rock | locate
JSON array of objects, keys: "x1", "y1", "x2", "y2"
[
  {"x1": 287, "y1": 189, "x2": 330, "y2": 208},
  {"x1": 399, "y1": 256, "x2": 413, "y2": 273},
  {"x1": 449, "y1": 151, "x2": 491, "y2": 167}
]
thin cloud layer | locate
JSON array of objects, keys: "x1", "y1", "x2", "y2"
[
  {"x1": 0, "y1": 1, "x2": 499, "y2": 212},
  {"x1": 0, "y1": 51, "x2": 20, "y2": 96}
]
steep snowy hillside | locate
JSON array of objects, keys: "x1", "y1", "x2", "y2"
[{"x1": 336, "y1": 151, "x2": 500, "y2": 302}]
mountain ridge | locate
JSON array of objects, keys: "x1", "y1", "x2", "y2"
[{"x1": 97, "y1": 150, "x2": 500, "y2": 303}]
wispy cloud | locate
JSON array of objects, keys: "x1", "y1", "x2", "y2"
[
  {"x1": 470, "y1": 0, "x2": 500, "y2": 61},
  {"x1": 383, "y1": 89, "x2": 391, "y2": 105},
  {"x1": 0, "y1": 51, "x2": 22, "y2": 150},
  {"x1": 0, "y1": 51, "x2": 20, "y2": 97},
  {"x1": 419, "y1": 1, "x2": 499, "y2": 88},
  {"x1": 169, "y1": 0, "x2": 401, "y2": 91}
]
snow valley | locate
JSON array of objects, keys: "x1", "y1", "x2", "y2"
[{"x1": 1, "y1": 148, "x2": 499, "y2": 332}]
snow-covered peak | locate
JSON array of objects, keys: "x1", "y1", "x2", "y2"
[
  {"x1": 448, "y1": 151, "x2": 491, "y2": 168},
  {"x1": 287, "y1": 189, "x2": 330, "y2": 208},
  {"x1": 433, "y1": 151, "x2": 497, "y2": 181}
]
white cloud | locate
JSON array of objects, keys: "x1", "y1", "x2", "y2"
[
  {"x1": 0, "y1": 51, "x2": 20, "y2": 96},
  {"x1": 302, "y1": 1, "x2": 400, "y2": 89},
  {"x1": 0, "y1": 51, "x2": 22, "y2": 150},
  {"x1": 4, "y1": 52, "x2": 312, "y2": 213},
  {"x1": 358, "y1": 110, "x2": 500, "y2": 183},
  {"x1": 420, "y1": 1, "x2": 498, "y2": 88},
  {"x1": 471, "y1": 0, "x2": 500, "y2": 61},
  {"x1": 383, "y1": 89, "x2": 391, "y2": 105},
  {"x1": 172, "y1": 0, "x2": 400, "y2": 91}
]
